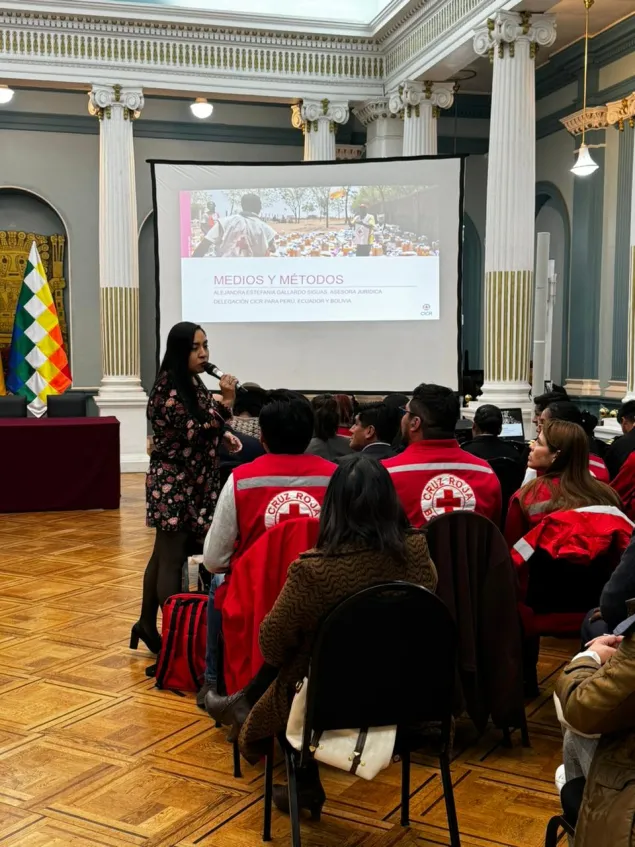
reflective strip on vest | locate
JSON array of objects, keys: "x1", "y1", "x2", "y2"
[
  {"x1": 526, "y1": 500, "x2": 553, "y2": 517},
  {"x1": 514, "y1": 537, "x2": 534, "y2": 562},
  {"x1": 574, "y1": 504, "x2": 635, "y2": 526},
  {"x1": 236, "y1": 475, "x2": 333, "y2": 491},
  {"x1": 387, "y1": 462, "x2": 494, "y2": 475}
]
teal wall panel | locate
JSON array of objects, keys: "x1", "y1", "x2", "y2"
[
  {"x1": 567, "y1": 128, "x2": 606, "y2": 381},
  {"x1": 611, "y1": 126, "x2": 634, "y2": 382}
]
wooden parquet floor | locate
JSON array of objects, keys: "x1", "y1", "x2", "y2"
[{"x1": 0, "y1": 475, "x2": 574, "y2": 847}]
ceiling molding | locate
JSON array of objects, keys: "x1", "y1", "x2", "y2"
[{"x1": 537, "y1": 13, "x2": 635, "y2": 102}]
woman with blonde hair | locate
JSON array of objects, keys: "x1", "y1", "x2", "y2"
[{"x1": 505, "y1": 419, "x2": 621, "y2": 547}]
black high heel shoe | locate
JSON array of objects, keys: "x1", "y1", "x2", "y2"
[
  {"x1": 272, "y1": 780, "x2": 326, "y2": 821},
  {"x1": 129, "y1": 622, "x2": 162, "y2": 654}
]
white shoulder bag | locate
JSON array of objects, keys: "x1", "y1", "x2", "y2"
[{"x1": 286, "y1": 678, "x2": 397, "y2": 781}]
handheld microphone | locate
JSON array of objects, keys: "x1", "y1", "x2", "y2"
[{"x1": 204, "y1": 362, "x2": 246, "y2": 392}]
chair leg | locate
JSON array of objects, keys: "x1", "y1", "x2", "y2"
[
  {"x1": 544, "y1": 814, "x2": 563, "y2": 847},
  {"x1": 523, "y1": 635, "x2": 541, "y2": 698},
  {"x1": 285, "y1": 746, "x2": 303, "y2": 847},
  {"x1": 502, "y1": 727, "x2": 512, "y2": 749},
  {"x1": 440, "y1": 750, "x2": 461, "y2": 847},
  {"x1": 520, "y1": 710, "x2": 531, "y2": 748},
  {"x1": 233, "y1": 739, "x2": 242, "y2": 779},
  {"x1": 400, "y1": 750, "x2": 410, "y2": 827},
  {"x1": 262, "y1": 739, "x2": 274, "y2": 842}
]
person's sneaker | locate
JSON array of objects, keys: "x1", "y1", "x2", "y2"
[
  {"x1": 196, "y1": 681, "x2": 216, "y2": 710},
  {"x1": 555, "y1": 763, "x2": 566, "y2": 794}
]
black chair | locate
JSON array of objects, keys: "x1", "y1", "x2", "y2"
[
  {"x1": 47, "y1": 393, "x2": 88, "y2": 417},
  {"x1": 425, "y1": 512, "x2": 529, "y2": 747},
  {"x1": 262, "y1": 582, "x2": 461, "y2": 846},
  {"x1": 487, "y1": 455, "x2": 526, "y2": 527},
  {"x1": 0, "y1": 395, "x2": 27, "y2": 417},
  {"x1": 544, "y1": 776, "x2": 585, "y2": 846}
]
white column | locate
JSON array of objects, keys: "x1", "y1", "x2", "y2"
[
  {"x1": 353, "y1": 99, "x2": 404, "y2": 159},
  {"x1": 291, "y1": 99, "x2": 349, "y2": 161},
  {"x1": 388, "y1": 81, "x2": 454, "y2": 156},
  {"x1": 89, "y1": 84, "x2": 149, "y2": 472},
  {"x1": 471, "y1": 13, "x2": 556, "y2": 422}
]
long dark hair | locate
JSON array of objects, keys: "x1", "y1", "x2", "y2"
[
  {"x1": 156, "y1": 321, "x2": 206, "y2": 421},
  {"x1": 317, "y1": 454, "x2": 410, "y2": 563},
  {"x1": 520, "y1": 419, "x2": 620, "y2": 513}
]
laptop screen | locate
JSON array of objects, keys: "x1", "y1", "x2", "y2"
[{"x1": 500, "y1": 408, "x2": 525, "y2": 440}]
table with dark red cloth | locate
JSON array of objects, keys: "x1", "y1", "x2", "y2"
[{"x1": 0, "y1": 417, "x2": 121, "y2": 513}]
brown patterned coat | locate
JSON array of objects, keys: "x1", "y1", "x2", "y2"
[
  {"x1": 239, "y1": 532, "x2": 437, "y2": 756},
  {"x1": 555, "y1": 632, "x2": 635, "y2": 847}
]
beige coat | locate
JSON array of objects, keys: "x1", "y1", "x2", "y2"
[{"x1": 555, "y1": 632, "x2": 635, "y2": 847}]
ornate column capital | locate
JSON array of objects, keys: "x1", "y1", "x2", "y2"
[
  {"x1": 291, "y1": 98, "x2": 349, "y2": 134},
  {"x1": 606, "y1": 93, "x2": 635, "y2": 130},
  {"x1": 88, "y1": 84, "x2": 144, "y2": 120},
  {"x1": 474, "y1": 12, "x2": 556, "y2": 61},
  {"x1": 352, "y1": 98, "x2": 398, "y2": 127},
  {"x1": 388, "y1": 81, "x2": 454, "y2": 118},
  {"x1": 560, "y1": 106, "x2": 608, "y2": 136}
]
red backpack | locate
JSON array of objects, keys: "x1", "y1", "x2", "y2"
[{"x1": 154, "y1": 593, "x2": 207, "y2": 692}]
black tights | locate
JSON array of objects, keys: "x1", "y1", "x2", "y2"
[{"x1": 139, "y1": 529, "x2": 192, "y2": 636}]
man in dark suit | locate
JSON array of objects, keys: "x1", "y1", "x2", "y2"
[
  {"x1": 463, "y1": 404, "x2": 524, "y2": 463},
  {"x1": 605, "y1": 400, "x2": 635, "y2": 480},
  {"x1": 349, "y1": 401, "x2": 400, "y2": 460}
]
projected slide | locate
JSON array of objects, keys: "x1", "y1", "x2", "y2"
[
  {"x1": 180, "y1": 185, "x2": 440, "y2": 323},
  {"x1": 153, "y1": 157, "x2": 464, "y2": 392}
]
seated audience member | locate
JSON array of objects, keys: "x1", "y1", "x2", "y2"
[
  {"x1": 333, "y1": 393, "x2": 354, "y2": 438},
  {"x1": 582, "y1": 531, "x2": 635, "y2": 644},
  {"x1": 383, "y1": 384, "x2": 502, "y2": 527},
  {"x1": 554, "y1": 620, "x2": 635, "y2": 846},
  {"x1": 349, "y1": 401, "x2": 401, "y2": 459},
  {"x1": 506, "y1": 419, "x2": 621, "y2": 547},
  {"x1": 234, "y1": 455, "x2": 438, "y2": 815},
  {"x1": 605, "y1": 400, "x2": 635, "y2": 480},
  {"x1": 581, "y1": 410, "x2": 607, "y2": 460},
  {"x1": 198, "y1": 391, "x2": 337, "y2": 707},
  {"x1": 525, "y1": 401, "x2": 610, "y2": 484},
  {"x1": 230, "y1": 383, "x2": 267, "y2": 439},
  {"x1": 463, "y1": 404, "x2": 525, "y2": 462},
  {"x1": 306, "y1": 394, "x2": 353, "y2": 462},
  {"x1": 383, "y1": 393, "x2": 409, "y2": 452},
  {"x1": 532, "y1": 386, "x2": 569, "y2": 433}
]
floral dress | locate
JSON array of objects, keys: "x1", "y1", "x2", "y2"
[{"x1": 146, "y1": 371, "x2": 232, "y2": 536}]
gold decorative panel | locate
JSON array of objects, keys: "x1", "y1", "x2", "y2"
[{"x1": 0, "y1": 230, "x2": 69, "y2": 351}]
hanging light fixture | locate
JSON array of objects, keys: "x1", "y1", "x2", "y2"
[
  {"x1": 0, "y1": 85, "x2": 14, "y2": 105},
  {"x1": 190, "y1": 98, "x2": 214, "y2": 119},
  {"x1": 571, "y1": 0, "x2": 599, "y2": 177}
]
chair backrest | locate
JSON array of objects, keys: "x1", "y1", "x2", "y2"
[
  {"x1": 302, "y1": 582, "x2": 456, "y2": 750},
  {"x1": 424, "y1": 510, "x2": 523, "y2": 731},
  {"x1": 488, "y1": 455, "x2": 525, "y2": 524},
  {"x1": 47, "y1": 393, "x2": 87, "y2": 417},
  {"x1": 0, "y1": 395, "x2": 27, "y2": 418}
]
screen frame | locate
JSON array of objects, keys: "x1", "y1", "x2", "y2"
[{"x1": 148, "y1": 154, "x2": 467, "y2": 395}]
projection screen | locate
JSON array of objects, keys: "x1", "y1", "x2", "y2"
[{"x1": 151, "y1": 156, "x2": 465, "y2": 393}]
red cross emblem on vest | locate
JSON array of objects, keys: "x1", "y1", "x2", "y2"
[
  {"x1": 264, "y1": 490, "x2": 322, "y2": 529},
  {"x1": 420, "y1": 473, "x2": 476, "y2": 522}
]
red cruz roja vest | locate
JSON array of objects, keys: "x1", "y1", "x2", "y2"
[
  {"x1": 383, "y1": 439, "x2": 502, "y2": 527},
  {"x1": 232, "y1": 453, "x2": 337, "y2": 557}
]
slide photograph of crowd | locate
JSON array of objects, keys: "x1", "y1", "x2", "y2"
[{"x1": 184, "y1": 184, "x2": 440, "y2": 259}]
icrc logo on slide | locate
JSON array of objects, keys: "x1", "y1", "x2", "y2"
[
  {"x1": 264, "y1": 490, "x2": 322, "y2": 528},
  {"x1": 420, "y1": 474, "x2": 476, "y2": 520}
]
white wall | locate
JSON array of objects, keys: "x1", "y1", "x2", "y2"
[{"x1": 0, "y1": 88, "x2": 303, "y2": 389}]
